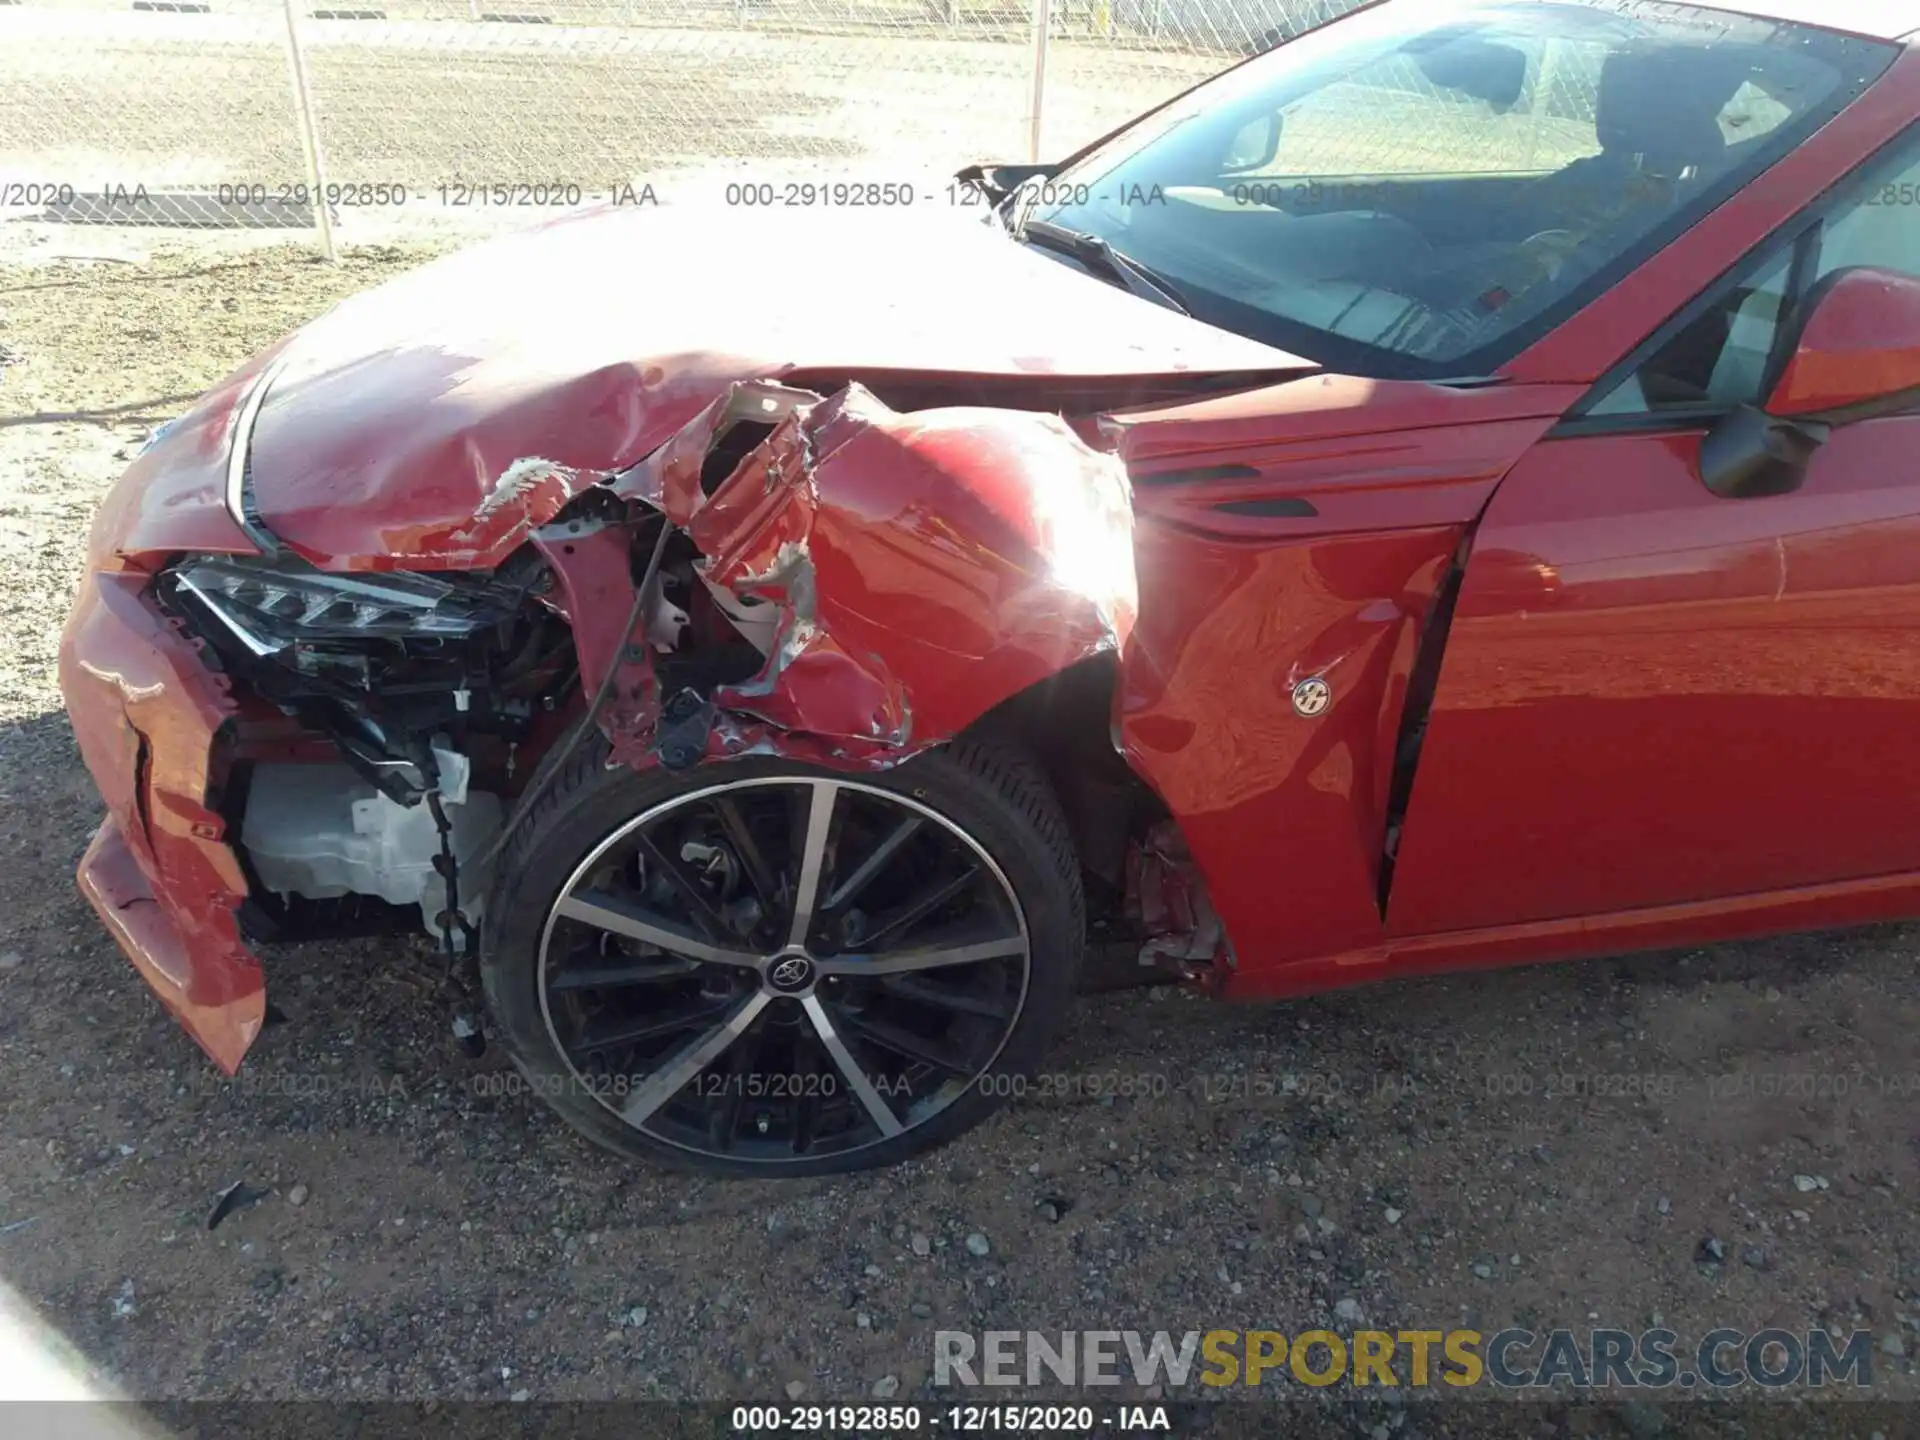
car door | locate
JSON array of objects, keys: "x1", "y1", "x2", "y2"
[{"x1": 1386, "y1": 126, "x2": 1920, "y2": 937}]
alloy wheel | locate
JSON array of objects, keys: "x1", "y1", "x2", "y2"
[{"x1": 535, "y1": 776, "x2": 1033, "y2": 1166}]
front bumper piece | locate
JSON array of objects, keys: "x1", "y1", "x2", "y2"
[{"x1": 61, "y1": 572, "x2": 264, "y2": 1072}]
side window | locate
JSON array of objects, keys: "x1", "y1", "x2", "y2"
[
  {"x1": 1820, "y1": 152, "x2": 1920, "y2": 275},
  {"x1": 1586, "y1": 247, "x2": 1795, "y2": 413},
  {"x1": 1585, "y1": 131, "x2": 1920, "y2": 418}
]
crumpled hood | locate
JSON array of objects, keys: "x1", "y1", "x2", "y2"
[{"x1": 246, "y1": 203, "x2": 1314, "y2": 569}]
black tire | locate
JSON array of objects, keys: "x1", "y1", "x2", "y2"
[{"x1": 479, "y1": 737, "x2": 1084, "y2": 1177}]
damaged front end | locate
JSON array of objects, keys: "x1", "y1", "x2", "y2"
[
  {"x1": 100, "y1": 379, "x2": 1169, "y2": 1071},
  {"x1": 599, "y1": 380, "x2": 1138, "y2": 767},
  {"x1": 155, "y1": 551, "x2": 563, "y2": 951}
]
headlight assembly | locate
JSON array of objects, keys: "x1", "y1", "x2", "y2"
[
  {"x1": 154, "y1": 549, "x2": 571, "y2": 806},
  {"x1": 161, "y1": 552, "x2": 524, "y2": 688}
]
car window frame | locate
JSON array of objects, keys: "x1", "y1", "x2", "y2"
[{"x1": 1555, "y1": 119, "x2": 1920, "y2": 437}]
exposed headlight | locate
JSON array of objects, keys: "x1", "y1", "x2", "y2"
[
  {"x1": 168, "y1": 554, "x2": 515, "y2": 653},
  {"x1": 157, "y1": 552, "x2": 565, "y2": 803}
]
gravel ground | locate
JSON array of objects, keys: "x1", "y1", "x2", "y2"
[{"x1": 1, "y1": 238, "x2": 1918, "y2": 1437}]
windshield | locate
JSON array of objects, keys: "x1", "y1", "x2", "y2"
[{"x1": 1023, "y1": 0, "x2": 1897, "y2": 378}]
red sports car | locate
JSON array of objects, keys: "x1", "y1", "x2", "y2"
[{"x1": 60, "y1": 0, "x2": 1920, "y2": 1174}]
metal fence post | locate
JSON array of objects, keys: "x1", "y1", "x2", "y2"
[
  {"x1": 1026, "y1": 0, "x2": 1054, "y2": 163},
  {"x1": 279, "y1": 0, "x2": 337, "y2": 260}
]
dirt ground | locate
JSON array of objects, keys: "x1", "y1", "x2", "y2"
[{"x1": 1, "y1": 235, "x2": 1918, "y2": 1437}]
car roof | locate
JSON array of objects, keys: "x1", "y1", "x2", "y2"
[{"x1": 1656, "y1": 0, "x2": 1919, "y2": 41}]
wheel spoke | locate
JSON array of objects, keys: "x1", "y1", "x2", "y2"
[
  {"x1": 823, "y1": 814, "x2": 924, "y2": 914},
  {"x1": 709, "y1": 1022, "x2": 765, "y2": 1153},
  {"x1": 619, "y1": 991, "x2": 772, "y2": 1128},
  {"x1": 858, "y1": 863, "x2": 981, "y2": 949},
  {"x1": 791, "y1": 1045, "x2": 820, "y2": 1155},
  {"x1": 574, "y1": 997, "x2": 733, "y2": 1054},
  {"x1": 875, "y1": 972, "x2": 1016, "y2": 1021},
  {"x1": 547, "y1": 956, "x2": 702, "y2": 991},
  {"x1": 555, "y1": 889, "x2": 761, "y2": 969},
  {"x1": 713, "y1": 795, "x2": 781, "y2": 918},
  {"x1": 801, "y1": 994, "x2": 904, "y2": 1138},
  {"x1": 831, "y1": 1005, "x2": 971, "y2": 1074},
  {"x1": 791, "y1": 1084, "x2": 818, "y2": 1155},
  {"x1": 818, "y1": 932, "x2": 1025, "y2": 977},
  {"x1": 785, "y1": 781, "x2": 840, "y2": 950},
  {"x1": 633, "y1": 831, "x2": 734, "y2": 942}
]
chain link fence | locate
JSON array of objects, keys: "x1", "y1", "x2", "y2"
[
  {"x1": 0, "y1": 0, "x2": 1597, "y2": 251},
  {"x1": 0, "y1": 0, "x2": 1357, "y2": 245}
]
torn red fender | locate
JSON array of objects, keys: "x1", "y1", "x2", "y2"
[
  {"x1": 612, "y1": 380, "x2": 1138, "y2": 764},
  {"x1": 530, "y1": 523, "x2": 662, "y2": 766},
  {"x1": 617, "y1": 379, "x2": 818, "y2": 528}
]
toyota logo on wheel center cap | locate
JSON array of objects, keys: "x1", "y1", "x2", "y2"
[{"x1": 766, "y1": 954, "x2": 816, "y2": 994}]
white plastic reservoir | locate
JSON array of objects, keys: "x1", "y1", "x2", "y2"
[{"x1": 239, "y1": 753, "x2": 502, "y2": 948}]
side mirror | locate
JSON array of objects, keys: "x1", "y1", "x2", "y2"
[
  {"x1": 1222, "y1": 112, "x2": 1282, "y2": 173},
  {"x1": 1697, "y1": 406, "x2": 1829, "y2": 500},
  {"x1": 951, "y1": 161, "x2": 1057, "y2": 206},
  {"x1": 1766, "y1": 266, "x2": 1920, "y2": 423},
  {"x1": 1699, "y1": 267, "x2": 1920, "y2": 500}
]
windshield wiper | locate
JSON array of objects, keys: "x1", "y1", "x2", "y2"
[{"x1": 1016, "y1": 219, "x2": 1191, "y2": 317}]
